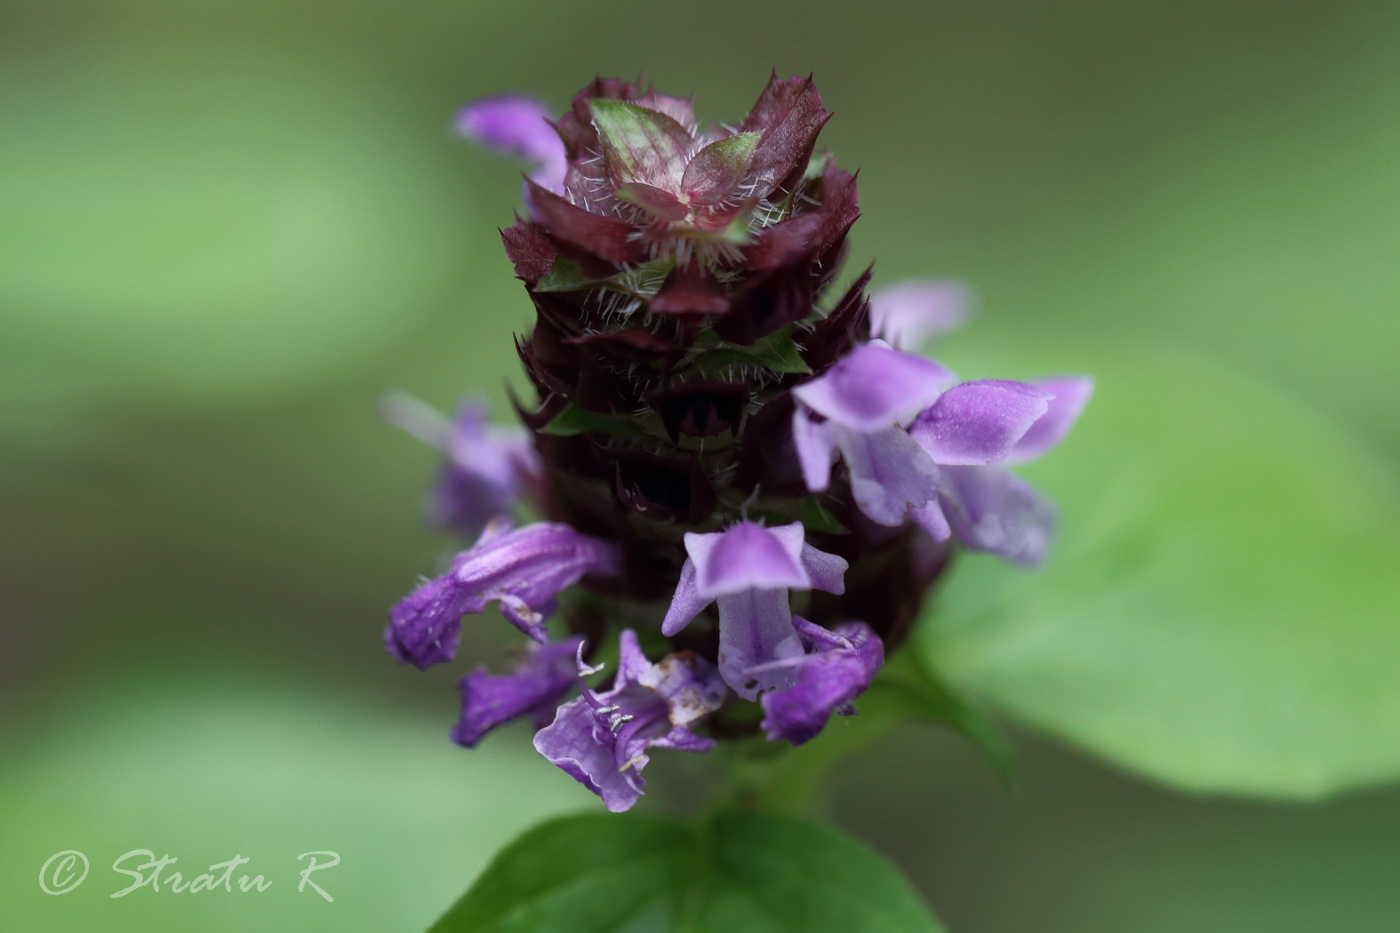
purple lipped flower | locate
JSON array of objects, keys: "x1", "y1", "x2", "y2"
[
  {"x1": 756, "y1": 619, "x2": 884, "y2": 746},
  {"x1": 662, "y1": 522, "x2": 849, "y2": 700},
  {"x1": 381, "y1": 393, "x2": 539, "y2": 539},
  {"x1": 910, "y1": 376, "x2": 1093, "y2": 565},
  {"x1": 455, "y1": 95, "x2": 568, "y2": 193},
  {"x1": 790, "y1": 342, "x2": 956, "y2": 525},
  {"x1": 870, "y1": 279, "x2": 972, "y2": 350},
  {"x1": 534, "y1": 630, "x2": 726, "y2": 812},
  {"x1": 452, "y1": 636, "x2": 583, "y2": 748},
  {"x1": 385, "y1": 520, "x2": 620, "y2": 668}
]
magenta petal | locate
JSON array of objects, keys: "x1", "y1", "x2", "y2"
[
  {"x1": 691, "y1": 522, "x2": 810, "y2": 597},
  {"x1": 836, "y1": 425, "x2": 942, "y2": 526},
  {"x1": 941, "y1": 466, "x2": 1057, "y2": 565},
  {"x1": 909, "y1": 380, "x2": 1052, "y2": 466},
  {"x1": 793, "y1": 343, "x2": 956, "y2": 431},
  {"x1": 869, "y1": 279, "x2": 971, "y2": 350},
  {"x1": 1005, "y1": 376, "x2": 1095, "y2": 464},
  {"x1": 455, "y1": 95, "x2": 567, "y2": 193}
]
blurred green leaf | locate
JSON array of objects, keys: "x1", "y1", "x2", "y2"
[
  {"x1": 919, "y1": 341, "x2": 1400, "y2": 799},
  {"x1": 0, "y1": 679, "x2": 584, "y2": 933},
  {"x1": 430, "y1": 810, "x2": 942, "y2": 933}
]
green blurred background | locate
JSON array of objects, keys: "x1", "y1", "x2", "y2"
[{"x1": 3, "y1": 0, "x2": 1399, "y2": 929}]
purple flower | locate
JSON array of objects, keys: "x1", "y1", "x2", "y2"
[
  {"x1": 662, "y1": 522, "x2": 848, "y2": 700},
  {"x1": 870, "y1": 279, "x2": 971, "y2": 350},
  {"x1": 385, "y1": 521, "x2": 620, "y2": 668},
  {"x1": 381, "y1": 393, "x2": 539, "y2": 538},
  {"x1": 790, "y1": 342, "x2": 955, "y2": 525},
  {"x1": 533, "y1": 631, "x2": 726, "y2": 812},
  {"x1": 452, "y1": 636, "x2": 583, "y2": 748},
  {"x1": 758, "y1": 619, "x2": 884, "y2": 746},
  {"x1": 910, "y1": 376, "x2": 1093, "y2": 565},
  {"x1": 455, "y1": 95, "x2": 568, "y2": 193}
]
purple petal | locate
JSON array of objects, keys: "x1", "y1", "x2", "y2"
[
  {"x1": 799, "y1": 543, "x2": 849, "y2": 595},
  {"x1": 941, "y1": 466, "x2": 1057, "y2": 565},
  {"x1": 661, "y1": 559, "x2": 707, "y2": 637},
  {"x1": 760, "y1": 620, "x2": 884, "y2": 746},
  {"x1": 836, "y1": 425, "x2": 942, "y2": 526},
  {"x1": 383, "y1": 575, "x2": 470, "y2": 669},
  {"x1": 649, "y1": 728, "x2": 717, "y2": 754},
  {"x1": 911, "y1": 499, "x2": 952, "y2": 543},
  {"x1": 869, "y1": 279, "x2": 971, "y2": 350},
  {"x1": 690, "y1": 522, "x2": 810, "y2": 598},
  {"x1": 533, "y1": 698, "x2": 645, "y2": 812},
  {"x1": 909, "y1": 380, "x2": 1052, "y2": 466},
  {"x1": 1005, "y1": 376, "x2": 1095, "y2": 464},
  {"x1": 793, "y1": 343, "x2": 956, "y2": 431},
  {"x1": 387, "y1": 522, "x2": 619, "y2": 659},
  {"x1": 614, "y1": 628, "x2": 652, "y2": 689},
  {"x1": 381, "y1": 394, "x2": 536, "y2": 538},
  {"x1": 716, "y1": 588, "x2": 805, "y2": 700},
  {"x1": 791, "y1": 408, "x2": 836, "y2": 492},
  {"x1": 452, "y1": 637, "x2": 582, "y2": 747},
  {"x1": 455, "y1": 95, "x2": 567, "y2": 193}
]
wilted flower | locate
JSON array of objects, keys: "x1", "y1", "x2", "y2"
[{"x1": 382, "y1": 73, "x2": 1091, "y2": 808}]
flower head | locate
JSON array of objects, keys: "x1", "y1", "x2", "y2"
[{"x1": 382, "y1": 73, "x2": 1090, "y2": 810}]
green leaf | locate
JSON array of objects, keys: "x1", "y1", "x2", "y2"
[
  {"x1": 697, "y1": 327, "x2": 811, "y2": 376},
  {"x1": 540, "y1": 404, "x2": 649, "y2": 441},
  {"x1": 919, "y1": 341, "x2": 1400, "y2": 799},
  {"x1": 535, "y1": 256, "x2": 674, "y2": 300},
  {"x1": 429, "y1": 810, "x2": 944, "y2": 933}
]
